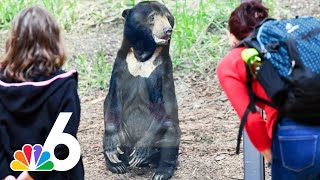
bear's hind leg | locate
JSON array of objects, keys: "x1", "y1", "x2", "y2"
[
  {"x1": 152, "y1": 147, "x2": 178, "y2": 180},
  {"x1": 152, "y1": 121, "x2": 180, "y2": 180}
]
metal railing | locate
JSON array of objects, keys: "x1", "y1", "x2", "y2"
[
  {"x1": 243, "y1": 132, "x2": 265, "y2": 180},
  {"x1": 243, "y1": 107, "x2": 266, "y2": 180}
]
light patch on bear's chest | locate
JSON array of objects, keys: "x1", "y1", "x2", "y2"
[{"x1": 126, "y1": 48, "x2": 162, "y2": 78}]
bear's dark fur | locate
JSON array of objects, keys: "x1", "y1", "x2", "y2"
[{"x1": 103, "y1": 1, "x2": 181, "y2": 180}]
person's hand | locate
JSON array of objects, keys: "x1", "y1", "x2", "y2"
[
  {"x1": 17, "y1": 172, "x2": 33, "y2": 180},
  {"x1": 3, "y1": 175, "x2": 17, "y2": 180},
  {"x1": 261, "y1": 148, "x2": 272, "y2": 163}
]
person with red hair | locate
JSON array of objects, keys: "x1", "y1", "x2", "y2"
[{"x1": 218, "y1": 1, "x2": 320, "y2": 179}]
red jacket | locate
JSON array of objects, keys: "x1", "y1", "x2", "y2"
[{"x1": 217, "y1": 47, "x2": 278, "y2": 152}]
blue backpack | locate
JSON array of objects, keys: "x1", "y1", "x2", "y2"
[{"x1": 236, "y1": 16, "x2": 320, "y2": 154}]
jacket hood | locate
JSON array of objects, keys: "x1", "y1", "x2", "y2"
[{"x1": 0, "y1": 70, "x2": 77, "y2": 115}]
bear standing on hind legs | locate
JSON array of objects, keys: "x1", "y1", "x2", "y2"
[{"x1": 103, "y1": 1, "x2": 181, "y2": 180}]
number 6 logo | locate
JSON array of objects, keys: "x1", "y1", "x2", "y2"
[{"x1": 43, "y1": 112, "x2": 81, "y2": 171}]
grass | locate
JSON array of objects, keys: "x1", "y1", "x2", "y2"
[
  {"x1": 168, "y1": 0, "x2": 275, "y2": 76},
  {"x1": 169, "y1": 0, "x2": 238, "y2": 76},
  {"x1": 0, "y1": 0, "x2": 77, "y2": 31},
  {"x1": 66, "y1": 48, "x2": 112, "y2": 91}
]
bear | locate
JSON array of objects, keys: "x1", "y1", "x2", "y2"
[{"x1": 103, "y1": 1, "x2": 181, "y2": 180}]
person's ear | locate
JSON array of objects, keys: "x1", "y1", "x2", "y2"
[
  {"x1": 122, "y1": 9, "x2": 131, "y2": 19},
  {"x1": 228, "y1": 32, "x2": 240, "y2": 48}
]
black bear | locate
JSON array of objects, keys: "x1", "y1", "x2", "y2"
[{"x1": 103, "y1": 1, "x2": 181, "y2": 180}]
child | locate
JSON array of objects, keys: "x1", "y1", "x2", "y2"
[{"x1": 0, "y1": 6, "x2": 84, "y2": 180}]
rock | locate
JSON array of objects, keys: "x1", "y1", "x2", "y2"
[{"x1": 215, "y1": 154, "x2": 226, "y2": 161}]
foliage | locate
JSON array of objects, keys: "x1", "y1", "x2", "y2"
[
  {"x1": 0, "y1": 0, "x2": 77, "y2": 31},
  {"x1": 66, "y1": 48, "x2": 111, "y2": 90}
]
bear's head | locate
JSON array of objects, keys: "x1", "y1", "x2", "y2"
[{"x1": 122, "y1": 1, "x2": 174, "y2": 62}]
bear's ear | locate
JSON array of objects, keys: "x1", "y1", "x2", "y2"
[{"x1": 122, "y1": 9, "x2": 131, "y2": 19}]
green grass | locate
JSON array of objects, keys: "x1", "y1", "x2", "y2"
[
  {"x1": 264, "y1": 0, "x2": 276, "y2": 16},
  {"x1": 0, "y1": 0, "x2": 77, "y2": 31},
  {"x1": 66, "y1": 48, "x2": 112, "y2": 91},
  {"x1": 169, "y1": 0, "x2": 275, "y2": 75},
  {"x1": 168, "y1": 0, "x2": 239, "y2": 75}
]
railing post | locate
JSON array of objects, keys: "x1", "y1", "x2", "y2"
[
  {"x1": 243, "y1": 108, "x2": 265, "y2": 180},
  {"x1": 243, "y1": 132, "x2": 265, "y2": 180}
]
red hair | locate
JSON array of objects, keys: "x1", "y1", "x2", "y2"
[{"x1": 228, "y1": 1, "x2": 269, "y2": 40}]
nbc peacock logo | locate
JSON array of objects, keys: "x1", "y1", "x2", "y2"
[
  {"x1": 10, "y1": 144, "x2": 54, "y2": 171},
  {"x1": 10, "y1": 113, "x2": 81, "y2": 172}
]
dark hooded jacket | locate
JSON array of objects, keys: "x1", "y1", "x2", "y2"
[{"x1": 0, "y1": 69, "x2": 84, "y2": 180}]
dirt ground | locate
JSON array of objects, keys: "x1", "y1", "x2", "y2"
[{"x1": 65, "y1": 13, "x2": 249, "y2": 180}]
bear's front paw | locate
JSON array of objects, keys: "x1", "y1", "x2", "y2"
[
  {"x1": 103, "y1": 132, "x2": 124, "y2": 164},
  {"x1": 152, "y1": 166, "x2": 174, "y2": 180},
  {"x1": 106, "y1": 160, "x2": 127, "y2": 174},
  {"x1": 129, "y1": 146, "x2": 152, "y2": 167},
  {"x1": 104, "y1": 145, "x2": 124, "y2": 163}
]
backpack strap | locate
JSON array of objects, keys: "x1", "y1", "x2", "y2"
[
  {"x1": 236, "y1": 64, "x2": 257, "y2": 154},
  {"x1": 236, "y1": 64, "x2": 278, "y2": 154},
  {"x1": 254, "y1": 95, "x2": 278, "y2": 109},
  {"x1": 256, "y1": 17, "x2": 276, "y2": 28},
  {"x1": 236, "y1": 18, "x2": 276, "y2": 49}
]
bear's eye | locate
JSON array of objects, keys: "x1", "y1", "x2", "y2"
[
  {"x1": 148, "y1": 14, "x2": 155, "y2": 23},
  {"x1": 165, "y1": 14, "x2": 172, "y2": 22}
]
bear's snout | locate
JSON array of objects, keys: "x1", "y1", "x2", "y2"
[
  {"x1": 164, "y1": 27, "x2": 173, "y2": 36},
  {"x1": 152, "y1": 15, "x2": 173, "y2": 45}
]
